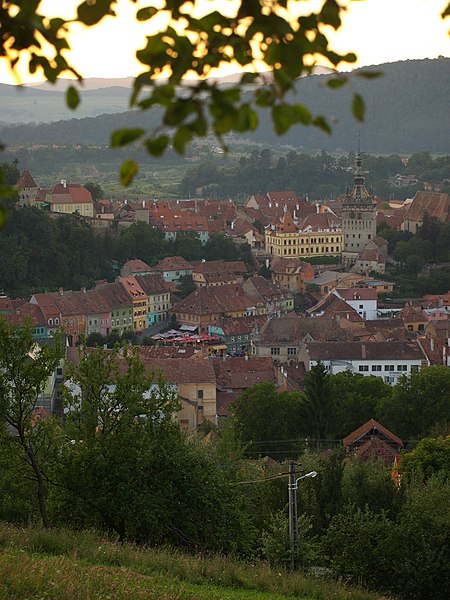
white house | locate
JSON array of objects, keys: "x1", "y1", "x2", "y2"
[
  {"x1": 306, "y1": 340, "x2": 424, "y2": 385},
  {"x1": 334, "y1": 288, "x2": 378, "y2": 320}
]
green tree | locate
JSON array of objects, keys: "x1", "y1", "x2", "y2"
[
  {"x1": 401, "y1": 435, "x2": 450, "y2": 481},
  {"x1": 376, "y1": 366, "x2": 450, "y2": 440},
  {"x1": 0, "y1": 319, "x2": 62, "y2": 528},
  {"x1": 301, "y1": 362, "x2": 334, "y2": 448},
  {"x1": 230, "y1": 381, "x2": 303, "y2": 458},
  {"x1": 177, "y1": 274, "x2": 197, "y2": 299},
  {"x1": 84, "y1": 181, "x2": 105, "y2": 201},
  {"x1": 59, "y1": 344, "x2": 252, "y2": 550},
  {"x1": 331, "y1": 372, "x2": 391, "y2": 438}
]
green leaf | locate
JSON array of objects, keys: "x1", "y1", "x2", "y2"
[
  {"x1": 240, "y1": 73, "x2": 259, "y2": 84},
  {"x1": 272, "y1": 104, "x2": 294, "y2": 135},
  {"x1": 111, "y1": 128, "x2": 145, "y2": 147},
  {"x1": 312, "y1": 116, "x2": 332, "y2": 134},
  {"x1": 326, "y1": 76, "x2": 347, "y2": 89},
  {"x1": 0, "y1": 205, "x2": 5, "y2": 229},
  {"x1": 145, "y1": 135, "x2": 169, "y2": 156},
  {"x1": 136, "y1": 7, "x2": 158, "y2": 21},
  {"x1": 291, "y1": 104, "x2": 312, "y2": 125},
  {"x1": 120, "y1": 160, "x2": 139, "y2": 186},
  {"x1": 352, "y1": 93, "x2": 365, "y2": 122},
  {"x1": 173, "y1": 126, "x2": 193, "y2": 154},
  {"x1": 66, "y1": 85, "x2": 80, "y2": 110},
  {"x1": 356, "y1": 70, "x2": 383, "y2": 79},
  {"x1": 77, "y1": 0, "x2": 115, "y2": 26}
]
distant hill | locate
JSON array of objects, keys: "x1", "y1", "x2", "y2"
[{"x1": 1, "y1": 58, "x2": 449, "y2": 153}]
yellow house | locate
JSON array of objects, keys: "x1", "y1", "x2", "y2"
[
  {"x1": 119, "y1": 276, "x2": 149, "y2": 332},
  {"x1": 265, "y1": 211, "x2": 343, "y2": 259},
  {"x1": 46, "y1": 181, "x2": 94, "y2": 218}
]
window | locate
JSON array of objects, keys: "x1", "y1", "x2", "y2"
[
  {"x1": 372, "y1": 365, "x2": 382, "y2": 372},
  {"x1": 398, "y1": 365, "x2": 408, "y2": 371},
  {"x1": 384, "y1": 376, "x2": 395, "y2": 384},
  {"x1": 271, "y1": 347, "x2": 280, "y2": 356},
  {"x1": 411, "y1": 365, "x2": 420, "y2": 373},
  {"x1": 359, "y1": 365, "x2": 369, "y2": 372},
  {"x1": 385, "y1": 365, "x2": 395, "y2": 371},
  {"x1": 197, "y1": 389, "x2": 204, "y2": 399},
  {"x1": 287, "y1": 347, "x2": 297, "y2": 355}
]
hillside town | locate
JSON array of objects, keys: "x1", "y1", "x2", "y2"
[{"x1": 2, "y1": 153, "x2": 449, "y2": 445}]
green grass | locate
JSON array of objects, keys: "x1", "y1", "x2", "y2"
[{"x1": 0, "y1": 523, "x2": 388, "y2": 600}]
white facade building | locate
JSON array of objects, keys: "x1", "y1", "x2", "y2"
[{"x1": 333, "y1": 288, "x2": 378, "y2": 320}]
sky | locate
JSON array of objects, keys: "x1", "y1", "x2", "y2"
[{"x1": 0, "y1": 0, "x2": 448, "y2": 84}]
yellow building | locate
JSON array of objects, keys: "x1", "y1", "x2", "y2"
[
  {"x1": 46, "y1": 181, "x2": 94, "y2": 218},
  {"x1": 265, "y1": 211, "x2": 343, "y2": 259},
  {"x1": 119, "y1": 276, "x2": 149, "y2": 332}
]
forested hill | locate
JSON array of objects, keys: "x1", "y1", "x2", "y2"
[{"x1": 1, "y1": 58, "x2": 449, "y2": 153}]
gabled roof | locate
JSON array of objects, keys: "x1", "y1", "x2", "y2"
[
  {"x1": 153, "y1": 256, "x2": 193, "y2": 271},
  {"x1": 122, "y1": 259, "x2": 152, "y2": 274},
  {"x1": 16, "y1": 170, "x2": 37, "y2": 188},
  {"x1": 308, "y1": 340, "x2": 424, "y2": 361},
  {"x1": 403, "y1": 190, "x2": 450, "y2": 223},
  {"x1": 212, "y1": 356, "x2": 275, "y2": 389},
  {"x1": 174, "y1": 284, "x2": 254, "y2": 316},
  {"x1": 343, "y1": 419, "x2": 403, "y2": 449},
  {"x1": 120, "y1": 276, "x2": 147, "y2": 301},
  {"x1": 136, "y1": 273, "x2": 172, "y2": 295},
  {"x1": 299, "y1": 212, "x2": 341, "y2": 232},
  {"x1": 49, "y1": 183, "x2": 93, "y2": 204},
  {"x1": 192, "y1": 260, "x2": 247, "y2": 275},
  {"x1": 95, "y1": 281, "x2": 133, "y2": 309},
  {"x1": 335, "y1": 288, "x2": 378, "y2": 301}
]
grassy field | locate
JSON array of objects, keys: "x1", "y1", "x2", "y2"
[{"x1": 0, "y1": 524, "x2": 388, "y2": 600}]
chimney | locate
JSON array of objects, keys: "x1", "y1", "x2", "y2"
[
  {"x1": 316, "y1": 203, "x2": 319, "y2": 214},
  {"x1": 81, "y1": 287, "x2": 86, "y2": 294},
  {"x1": 61, "y1": 179, "x2": 66, "y2": 188},
  {"x1": 269, "y1": 201, "x2": 272, "y2": 208},
  {"x1": 142, "y1": 199, "x2": 145, "y2": 208},
  {"x1": 59, "y1": 288, "x2": 63, "y2": 296},
  {"x1": 124, "y1": 199, "x2": 128, "y2": 205},
  {"x1": 283, "y1": 204, "x2": 287, "y2": 213},
  {"x1": 361, "y1": 344, "x2": 366, "y2": 359},
  {"x1": 430, "y1": 337, "x2": 435, "y2": 351},
  {"x1": 231, "y1": 220, "x2": 234, "y2": 230}
]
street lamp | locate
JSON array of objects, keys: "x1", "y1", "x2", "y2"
[{"x1": 288, "y1": 463, "x2": 317, "y2": 571}]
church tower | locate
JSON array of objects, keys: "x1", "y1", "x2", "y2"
[{"x1": 342, "y1": 150, "x2": 377, "y2": 265}]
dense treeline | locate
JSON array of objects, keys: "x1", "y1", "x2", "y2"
[
  {"x1": 180, "y1": 150, "x2": 450, "y2": 200},
  {"x1": 0, "y1": 207, "x2": 254, "y2": 297},
  {"x1": 1, "y1": 59, "x2": 449, "y2": 153},
  {"x1": 0, "y1": 325, "x2": 449, "y2": 600}
]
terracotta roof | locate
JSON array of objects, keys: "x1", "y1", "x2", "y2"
[
  {"x1": 357, "y1": 249, "x2": 384, "y2": 263},
  {"x1": 7, "y1": 302, "x2": 46, "y2": 327},
  {"x1": 150, "y1": 208, "x2": 209, "y2": 232},
  {"x1": 244, "y1": 276, "x2": 288, "y2": 302},
  {"x1": 259, "y1": 314, "x2": 352, "y2": 344},
  {"x1": 122, "y1": 259, "x2": 152, "y2": 274},
  {"x1": 0, "y1": 295, "x2": 14, "y2": 312},
  {"x1": 212, "y1": 356, "x2": 275, "y2": 389},
  {"x1": 153, "y1": 256, "x2": 193, "y2": 271},
  {"x1": 95, "y1": 281, "x2": 133, "y2": 309},
  {"x1": 16, "y1": 170, "x2": 37, "y2": 188},
  {"x1": 140, "y1": 357, "x2": 216, "y2": 384},
  {"x1": 49, "y1": 183, "x2": 93, "y2": 204},
  {"x1": 336, "y1": 288, "x2": 378, "y2": 301},
  {"x1": 31, "y1": 293, "x2": 60, "y2": 320},
  {"x1": 214, "y1": 315, "x2": 268, "y2": 336},
  {"x1": 137, "y1": 345, "x2": 199, "y2": 359},
  {"x1": 192, "y1": 260, "x2": 247, "y2": 275},
  {"x1": 270, "y1": 256, "x2": 314, "y2": 277},
  {"x1": 299, "y1": 212, "x2": 341, "y2": 232},
  {"x1": 135, "y1": 273, "x2": 172, "y2": 296},
  {"x1": 403, "y1": 190, "x2": 450, "y2": 223},
  {"x1": 174, "y1": 284, "x2": 255, "y2": 316},
  {"x1": 343, "y1": 418, "x2": 403, "y2": 449},
  {"x1": 308, "y1": 340, "x2": 424, "y2": 361},
  {"x1": 120, "y1": 276, "x2": 147, "y2": 301}
]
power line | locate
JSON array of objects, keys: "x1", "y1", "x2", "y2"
[{"x1": 229, "y1": 470, "x2": 290, "y2": 486}]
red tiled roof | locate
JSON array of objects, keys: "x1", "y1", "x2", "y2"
[
  {"x1": 299, "y1": 212, "x2": 341, "y2": 232},
  {"x1": 16, "y1": 170, "x2": 37, "y2": 188},
  {"x1": 336, "y1": 288, "x2": 378, "y2": 301},
  {"x1": 404, "y1": 191, "x2": 450, "y2": 223},
  {"x1": 122, "y1": 259, "x2": 152, "y2": 274},
  {"x1": 50, "y1": 183, "x2": 93, "y2": 204},
  {"x1": 343, "y1": 418, "x2": 403, "y2": 449},
  {"x1": 153, "y1": 256, "x2": 193, "y2": 271},
  {"x1": 308, "y1": 340, "x2": 424, "y2": 361},
  {"x1": 174, "y1": 284, "x2": 255, "y2": 316}
]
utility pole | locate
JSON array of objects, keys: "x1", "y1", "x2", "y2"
[
  {"x1": 288, "y1": 467, "x2": 318, "y2": 573},
  {"x1": 288, "y1": 460, "x2": 298, "y2": 572}
]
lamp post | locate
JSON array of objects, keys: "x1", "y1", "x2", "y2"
[{"x1": 288, "y1": 462, "x2": 317, "y2": 572}]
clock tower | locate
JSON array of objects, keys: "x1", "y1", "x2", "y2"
[{"x1": 342, "y1": 151, "x2": 377, "y2": 266}]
